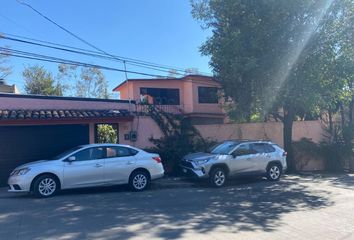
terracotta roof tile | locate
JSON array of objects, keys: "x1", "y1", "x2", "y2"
[{"x1": 0, "y1": 109, "x2": 131, "y2": 121}]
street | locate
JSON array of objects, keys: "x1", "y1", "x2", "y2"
[{"x1": 0, "y1": 174, "x2": 353, "y2": 240}]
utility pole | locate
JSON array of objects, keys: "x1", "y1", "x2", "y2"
[{"x1": 123, "y1": 60, "x2": 132, "y2": 111}]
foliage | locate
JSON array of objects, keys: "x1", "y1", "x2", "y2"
[
  {"x1": 58, "y1": 64, "x2": 110, "y2": 98},
  {"x1": 146, "y1": 106, "x2": 215, "y2": 174},
  {"x1": 23, "y1": 65, "x2": 65, "y2": 96},
  {"x1": 96, "y1": 124, "x2": 118, "y2": 144},
  {"x1": 191, "y1": 0, "x2": 354, "y2": 172},
  {"x1": 292, "y1": 138, "x2": 324, "y2": 171},
  {"x1": 319, "y1": 124, "x2": 354, "y2": 171}
]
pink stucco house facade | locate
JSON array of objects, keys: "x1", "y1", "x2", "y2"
[{"x1": 113, "y1": 75, "x2": 226, "y2": 124}]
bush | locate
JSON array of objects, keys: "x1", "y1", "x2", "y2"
[
  {"x1": 146, "y1": 108, "x2": 215, "y2": 175},
  {"x1": 292, "y1": 138, "x2": 324, "y2": 171},
  {"x1": 319, "y1": 125, "x2": 354, "y2": 171},
  {"x1": 96, "y1": 124, "x2": 118, "y2": 143}
]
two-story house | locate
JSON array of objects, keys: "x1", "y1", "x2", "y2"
[{"x1": 113, "y1": 75, "x2": 225, "y2": 124}]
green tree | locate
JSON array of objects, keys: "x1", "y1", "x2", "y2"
[
  {"x1": 23, "y1": 65, "x2": 65, "y2": 96},
  {"x1": 78, "y1": 67, "x2": 109, "y2": 99},
  {"x1": 58, "y1": 64, "x2": 110, "y2": 99},
  {"x1": 192, "y1": 0, "x2": 354, "y2": 172}
]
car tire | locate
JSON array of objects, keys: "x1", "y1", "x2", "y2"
[
  {"x1": 33, "y1": 174, "x2": 59, "y2": 198},
  {"x1": 129, "y1": 171, "x2": 150, "y2": 191},
  {"x1": 209, "y1": 167, "x2": 227, "y2": 187},
  {"x1": 266, "y1": 163, "x2": 282, "y2": 181}
]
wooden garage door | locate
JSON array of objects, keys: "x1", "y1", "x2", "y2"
[{"x1": 0, "y1": 124, "x2": 89, "y2": 186}]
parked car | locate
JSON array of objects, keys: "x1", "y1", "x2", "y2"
[
  {"x1": 8, "y1": 144, "x2": 164, "y2": 198},
  {"x1": 180, "y1": 140, "x2": 287, "y2": 187}
]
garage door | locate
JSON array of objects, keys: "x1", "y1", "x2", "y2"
[{"x1": 0, "y1": 124, "x2": 89, "y2": 186}]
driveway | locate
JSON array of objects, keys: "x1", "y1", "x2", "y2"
[{"x1": 0, "y1": 174, "x2": 353, "y2": 240}]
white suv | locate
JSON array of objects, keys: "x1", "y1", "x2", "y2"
[
  {"x1": 180, "y1": 140, "x2": 287, "y2": 187},
  {"x1": 8, "y1": 144, "x2": 164, "y2": 198}
]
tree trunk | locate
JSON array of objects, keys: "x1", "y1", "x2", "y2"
[
  {"x1": 339, "y1": 102, "x2": 345, "y2": 129},
  {"x1": 349, "y1": 97, "x2": 353, "y2": 126},
  {"x1": 283, "y1": 105, "x2": 296, "y2": 173},
  {"x1": 328, "y1": 110, "x2": 333, "y2": 134}
]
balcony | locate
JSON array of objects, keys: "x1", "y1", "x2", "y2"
[{"x1": 134, "y1": 103, "x2": 184, "y2": 115}]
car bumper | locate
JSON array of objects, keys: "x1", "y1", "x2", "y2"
[
  {"x1": 180, "y1": 166, "x2": 208, "y2": 178},
  {"x1": 7, "y1": 175, "x2": 31, "y2": 193},
  {"x1": 151, "y1": 172, "x2": 164, "y2": 180}
]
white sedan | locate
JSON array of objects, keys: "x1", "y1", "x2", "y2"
[{"x1": 8, "y1": 144, "x2": 164, "y2": 198}]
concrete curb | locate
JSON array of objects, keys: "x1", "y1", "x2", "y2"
[
  {"x1": 152, "y1": 177, "x2": 197, "y2": 190},
  {"x1": 1, "y1": 177, "x2": 196, "y2": 194}
]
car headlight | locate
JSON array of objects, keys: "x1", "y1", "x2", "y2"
[
  {"x1": 195, "y1": 159, "x2": 210, "y2": 166},
  {"x1": 11, "y1": 168, "x2": 31, "y2": 176}
]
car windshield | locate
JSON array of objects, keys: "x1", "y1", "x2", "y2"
[
  {"x1": 50, "y1": 146, "x2": 83, "y2": 160},
  {"x1": 210, "y1": 141, "x2": 239, "y2": 154}
]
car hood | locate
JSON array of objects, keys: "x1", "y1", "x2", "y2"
[
  {"x1": 14, "y1": 160, "x2": 50, "y2": 170},
  {"x1": 183, "y1": 152, "x2": 216, "y2": 162}
]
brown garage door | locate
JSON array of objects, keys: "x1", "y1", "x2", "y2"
[{"x1": 0, "y1": 124, "x2": 89, "y2": 186}]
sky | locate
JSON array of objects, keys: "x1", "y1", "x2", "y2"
[{"x1": 0, "y1": 0, "x2": 211, "y2": 95}]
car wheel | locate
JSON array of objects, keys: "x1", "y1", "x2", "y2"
[
  {"x1": 129, "y1": 171, "x2": 150, "y2": 191},
  {"x1": 33, "y1": 174, "x2": 59, "y2": 198},
  {"x1": 266, "y1": 163, "x2": 282, "y2": 181},
  {"x1": 209, "y1": 167, "x2": 227, "y2": 187}
]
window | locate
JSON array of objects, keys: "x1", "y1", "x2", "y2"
[
  {"x1": 232, "y1": 144, "x2": 257, "y2": 157},
  {"x1": 106, "y1": 146, "x2": 138, "y2": 158},
  {"x1": 50, "y1": 146, "x2": 83, "y2": 160},
  {"x1": 250, "y1": 143, "x2": 276, "y2": 153},
  {"x1": 198, "y1": 87, "x2": 218, "y2": 104},
  {"x1": 140, "y1": 88, "x2": 180, "y2": 105},
  {"x1": 70, "y1": 147, "x2": 105, "y2": 161},
  {"x1": 210, "y1": 141, "x2": 239, "y2": 154}
]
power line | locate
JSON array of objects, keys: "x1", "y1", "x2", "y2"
[
  {"x1": 0, "y1": 35, "x2": 184, "y2": 76},
  {"x1": 1, "y1": 33, "x2": 211, "y2": 76},
  {"x1": 2, "y1": 33, "x2": 196, "y2": 74},
  {"x1": 15, "y1": 1, "x2": 212, "y2": 76},
  {"x1": 1, "y1": 46, "x2": 218, "y2": 86},
  {"x1": 0, "y1": 46, "x2": 167, "y2": 78},
  {"x1": 16, "y1": 0, "x2": 111, "y2": 57}
]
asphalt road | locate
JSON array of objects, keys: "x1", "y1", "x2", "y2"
[{"x1": 0, "y1": 174, "x2": 353, "y2": 240}]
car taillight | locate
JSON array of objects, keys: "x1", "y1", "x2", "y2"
[
  {"x1": 283, "y1": 152, "x2": 287, "y2": 157},
  {"x1": 152, "y1": 156, "x2": 162, "y2": 163}
]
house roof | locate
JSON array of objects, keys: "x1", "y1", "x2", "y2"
[
  {"x1": 112, "y1": 74, "x2": 217, "y2": 91},
  {"x1": 0, "y1": 109, "x2": 131, "y2": 121},
  {"x1": 0, "y1": 93, "x2": 135, "y2": 104}
]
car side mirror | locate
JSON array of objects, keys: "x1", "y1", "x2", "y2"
[
  {"x1": 65, "y1": 156, "x2": 76, "y2": 162},
  {"x1": 231, "y1": 152, "x2": 238, "y2": 158}
]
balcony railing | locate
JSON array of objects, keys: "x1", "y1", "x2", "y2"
[{"x1": 134, "y1": 103, "x2": 184, "y2": 115}]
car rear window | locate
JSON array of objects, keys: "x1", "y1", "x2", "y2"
[
  {"x1": 106, "y1": 146, "x2": 138, "y2": 158},
  {"x1": 251, "y1": 143, "x2": 275, "y2": 153}
]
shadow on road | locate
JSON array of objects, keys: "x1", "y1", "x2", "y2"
[
  {"x1": 311, "y1": 173, "x2": 354, "y2": 190},
  {"x1": 0, "y1": 176, "x2": 333, "y2": 239}
]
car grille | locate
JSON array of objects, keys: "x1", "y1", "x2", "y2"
[{"x1": 180, "y1": 160, "x2": 194, "y2": 169}]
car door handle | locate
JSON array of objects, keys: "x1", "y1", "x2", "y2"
[
  {"x1": 246, "y1": 158, "x2": 252, "y2": 161},
  {"x1": 95, "y1": 163, "x2": 103, "y2": 168},
  {"x1": 127, "y1": 161, "x2": 135, "y2": 165}
]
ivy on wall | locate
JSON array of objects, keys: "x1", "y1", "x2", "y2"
[{"x1": 146, "y1": 105, "x2": 215, "y2": 174}]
